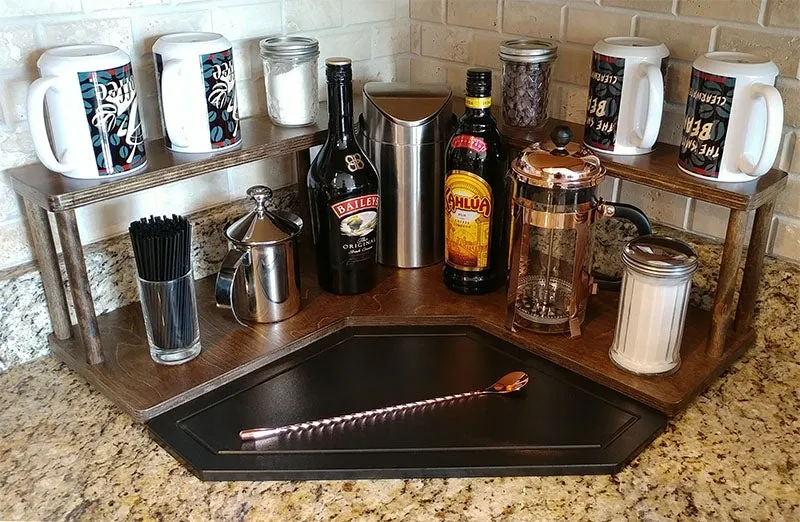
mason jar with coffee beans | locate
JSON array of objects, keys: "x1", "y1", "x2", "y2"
[{"x1": 499, "y1": 39, "x2": 558, "y2": 129}]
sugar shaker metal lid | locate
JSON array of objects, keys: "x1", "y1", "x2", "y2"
[
  {"x1": 511, "y1": 125, "x2": 605, "y2": 189},
  {"x1": 225, "y1": 186, "x2": 302, "y2": 246},
  {"x1": 499, "y1": 39, "x2": 558, "y2": 63},
  {"x1": 622, "y1": 235, "x2": 698, "y2": 277}
]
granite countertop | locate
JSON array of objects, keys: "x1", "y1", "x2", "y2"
[{"x1": 1, "y1": 233, "x2": 799, "y2": 520}]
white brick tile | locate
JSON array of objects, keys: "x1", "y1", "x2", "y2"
[
  {"x1": 395, "y1": 54, "x2": 411, "y2": 81},
  {"x1": 372, "y1": 23, "x2": 411, "y2": 58},
  {"x1": 0, "y1": 219, "x2": 32, "y2": 270},
  {"x1": 445, "y1": 61, "x2": 469, "y2": 96},
  {"x1": 0, "y1": 124, "x2": 36, "y2": 170},
  {"x1": 547, "y1": 81, "x2": 588, "y2": 123},
  {"x1": 41, "y1": 18, "x2": 135, "y2": 57},
  {"x1": 0, "y1": 174, "x2": 22, "y2": 223},
  {"x1": 344, "y1": 0, "x2": 395, "y2": 24},
  {"x1": 318, "y1": 29, "x2": 372, "y2": 62},
  {"x1": 678, "y1": 0, "x2": 761, "y2": 24},
  {"x1": 472, "y1": 31, "x2": 505, "y2": 69},
  {"x1": 420, "y1": 23, "x2": 472, "y2": 62},
  {"x1": 286, "y1": 0, "x2": 342, "y2": 32},
  {"x1": 228, "y1": 156, "x2": 295, "y2": 196},
  {"x1": 503, "y1": 0, "x2": 561, "y2": 40},
  {"x1": 788, "y1": 133, "x2": 800, "y2": 174},
  {"x1": 132, "y1": 9, "x2": 212, "y2": 57},
  {"x1": 687, "y1": 199, "x2": 730, "y2": 239},
  {"x1": 84, "y1": 0, "x2": 161, "y2": 11},
  {"x1": 771, "y1": 215, "x2": 800, "y2": 261},
  {"x1": 716, "y1": 26, "x2": 800, "y2": 79},
  {"x1": 132, "y1": 54, "x2": 158, "y2": 101},
  {"x1": 664, "y1": 58, "x2": 691, "y2": 105},
  {"x1": 657, "y1": 104, "x2": 685, "y2": 147},
  {"x1": 396, "y1": 0, "x2": 411, "y2": 19},
  {"x1": 618, "y1": 181, "x2": 688, "y2": 229},
  {"x1": 236, "y1": 77, "x2": 267, "y2": 119},
  {"x1": 767, "y1": 0, "x2": 800, "y2": 29},
  {"x1": 566, "y1": 7, "x2": 633, "y2": 46},
  {"x1": 0, "y1": 0, "x2": 80, "y2": 17},
  {"x1": 0, "y1": 76, "x2": 31, "y2": 122},
  {"x1": 447, "y1": 0, "x2": 499, "y2": 30},
  {"x1": 0, "y1": 27, "x2": 37, "y2": 71},
  {"x1": 410, "y1": 55, "x2": 446, "y2": 83},
  {"x1": 552, "y1": 44, "x2": 592, "y2": 86},
  {"x1": 601, "y1": 0, "x2": 672, "y2": 13},
  {"x1": 139, "y1": 94, "x2": 163, "y2": 140},
  {"x1": 636, "y1": 17, "x2": 713, "y2": 62},
  {"x1": 212, "y1": 3, "x2": 282, "y2": 41},
  {"x1": 231, "y1": 39, "x2": 261, "y2": 82},
  {"x1": 411, "y1": 0, "x2": 443, "y2": 22},
  {"x1": 352, "y1": 56, "x2": 401, "y2": 92},
  {"x1": 776, "y1": 173, "x2": 800, "y2": 219}
]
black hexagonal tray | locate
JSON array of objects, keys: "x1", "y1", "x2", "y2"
[{"x1": 147, "y1": 325, "x2": 666, "y2": 480}]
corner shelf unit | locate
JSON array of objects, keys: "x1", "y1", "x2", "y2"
[{"x1": 8, "y1": 101, "x2": 787, "y2": 422}]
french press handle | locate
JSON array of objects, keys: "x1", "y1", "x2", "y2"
[{"x1": 594, "y1": 202, "x2": 651, "y2": 291}]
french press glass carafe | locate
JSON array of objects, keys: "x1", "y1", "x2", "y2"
[{"x1": 505, "y1": 126, "x2": 650, "y2": 337}]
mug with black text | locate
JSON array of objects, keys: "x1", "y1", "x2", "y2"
[
  {"x1": 27, "y1": 44, "x2": 146, "y2": 178},
  {"x1": 678, "y1": 52, "x2": 783, "y2": 182},
  {"x1": 153, "y1": 32, "x2": 241, "y2": 153},
  {"x1": 584, "y1": 37, "x2": 669, "y2": 155}
]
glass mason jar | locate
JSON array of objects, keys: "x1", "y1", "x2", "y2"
[
  {"x1": 609, "y1": 236, "x2": 698, "y2": 376},
  {"x1": 260, "y1": 36, "x2": 319, "y2": 127},
  {"x1": 499, "y1": 39, "x2": 557, "y2": 129}
]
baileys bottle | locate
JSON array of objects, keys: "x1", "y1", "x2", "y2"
[{"x1": 308, "y1": 57, "x2": 380, "y2": 295}]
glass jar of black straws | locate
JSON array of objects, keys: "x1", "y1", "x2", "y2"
[{"x1": 129, "y1": 215, "x2": 201, "y2": 365}]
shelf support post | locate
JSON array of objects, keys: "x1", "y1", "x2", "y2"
[
  {"x1": 54, "y1": 210, "x2": 103, "y2": 365},
  {"x1": 734, "y1": 201, "x2": 775, "y2": 333},
  {"x1": 707, "y1": 208, "x2": 747, "y2": 357},
  {"x1": 23, "y1": 200, "x2": 72, "y2": 340}
]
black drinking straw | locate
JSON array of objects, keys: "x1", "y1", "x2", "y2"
[{"x1": 129, "y1": 215, "x2": 194, "y2": 352}]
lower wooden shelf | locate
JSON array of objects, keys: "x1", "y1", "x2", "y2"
[{"x1": 51, "y1": 263, "x2": 754, "y2": 422}]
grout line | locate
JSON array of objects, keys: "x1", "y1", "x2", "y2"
[
  {"x1": 611, "y1": 177, "x2": 621, "y2": 201},
  {"x1": 757, "y1": 0, "x2": 768, "y2": 26},
  {"x1": 559, "y1": 5, "x2": 568, "y2": 42},
  {"x1": 682, "y1": 197, "x2": 693, "y2": 230},
  {"x1": 708, "y1": 25, "x2": 719, "y2": 52},
  {"x1": 496, "y1": 0, "x2": 503, "y2": 34},
  {"x1": 630, "y1": 14, "x2": 638, "y2": 37},
  {"x1": 766, "y1": 215, "x2": 778, "y2": 254},
  {"x1": 671, "y1": 0, "x2": 679, "y2": 16}
]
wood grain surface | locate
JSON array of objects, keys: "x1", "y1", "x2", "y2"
[{"x1": 51, "y1": 256, "x2": 753, "y2": 422}]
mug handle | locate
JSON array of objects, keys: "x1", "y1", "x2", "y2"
[
  {"x1": 629, "y1": 63, "x2": 663, "y2": 151},
  {"x1": 27, "y1": 76, "x2": 74, "y2": 172},
  {"x1": 160, "y1": 59, "x2": 189, "y2": 148},
  {"x1": 595, "y1": 202, "x2": 652, "y2": 291},
  {"x1": 215, "y1": 247, "x2": 250, "y2": 327},
  {"x1": 740, "y1": 83, "x2": 784, "y2": 177}
]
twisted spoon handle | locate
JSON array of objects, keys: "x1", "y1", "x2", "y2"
[{"x1": 239, "y1": 389, "x2": 489, "y2": 441}]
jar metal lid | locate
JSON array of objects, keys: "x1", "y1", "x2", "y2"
[
  {"x1": 499, "y1": 39, "x2": 558, "y2": 63},
  {"x1": 259, "y1": 36, "x2": 319, "y2": 59},
  {"x1": 622, "y1": 235, "x2": 698, "y2": 277}
]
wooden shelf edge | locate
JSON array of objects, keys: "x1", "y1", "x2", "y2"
[{"x1": 48, "y1": 276, "x2": 757, "y2": 423}]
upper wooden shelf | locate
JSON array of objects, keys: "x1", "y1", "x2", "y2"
[
  {"x1": 9, "y1": 98, "x2": 787, "y2": 213},
  {"x1": 9, "y1": 110, "x2": 328, "y2": 213}
]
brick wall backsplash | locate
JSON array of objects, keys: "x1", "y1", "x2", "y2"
[
  {"x1": 410, "y1": 0, "x2": 800, "y2": 262},
  {"x1": 0, "y1": 0, "x2": 411, "y2": 270}
]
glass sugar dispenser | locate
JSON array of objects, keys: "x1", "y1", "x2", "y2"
[
  {"x1": 505, "y1": 125, "x2": 651, "y2": 338},
  {"x1": 260, "y1": 36, "x2": 319, "y2": 127},
  {"x1": 609, "y1": 236, "x2": 698, "y2": 375}
]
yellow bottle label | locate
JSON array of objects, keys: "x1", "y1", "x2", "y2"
[
  {"x1": 465, "y1": 96, "x2": 491, "y2": 109},
  {"x1": 444, "y1": 170, "x2": 493, "y2": 271}
]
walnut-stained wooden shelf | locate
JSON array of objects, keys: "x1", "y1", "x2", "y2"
[{"x1": 8, "y1": 99, "x2": 787, "y2": 425}]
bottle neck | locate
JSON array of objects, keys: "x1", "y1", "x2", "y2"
[
  {"x1": 327, "y1": 76, "x2": 354, "y2": 149},
  {"x1": 464, "y1": 94, "x2": 492, "y2": 119}
]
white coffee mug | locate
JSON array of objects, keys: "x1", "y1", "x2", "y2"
[
  {"x1": 153, "y1": 33, "x2": 241, "y2": 153},
  {"x1": 584, "y1": 37, "x2": 669, "y2": 155},
  {"x1": 678, "y1": 52, "x2": 783, "y2": 182},
  {"x1": 27, "y1": 45, "x2": 147, "y2": 179}
]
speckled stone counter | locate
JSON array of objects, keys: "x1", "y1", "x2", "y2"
[{"x1": 1, "y1": 229, "x2": 799, "y2": 521}]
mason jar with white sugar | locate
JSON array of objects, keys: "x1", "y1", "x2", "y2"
[
  {"x1": 260, "y1": 36, "x2": 319, "y2": 127},
  {"x1": 609, "y1": 236, "x2": 698, "y2": 375}
]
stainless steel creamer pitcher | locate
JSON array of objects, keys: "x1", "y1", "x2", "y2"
[{"x1": 215, "y1": 185, "x2": 303, "y2": 324}]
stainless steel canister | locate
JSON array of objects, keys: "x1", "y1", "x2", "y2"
[
  {"x1": 215, "y1": 185, "x2": 303, "y2": 324},
  {"x1": 360, "y1": 82, "x2": 453, "y2": 268}
]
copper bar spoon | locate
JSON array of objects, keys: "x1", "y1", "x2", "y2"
[{"x1": 239, "y1": 371, "x2": 530, "y2": 441}]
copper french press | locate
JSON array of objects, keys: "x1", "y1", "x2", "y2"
[{"x1": 505, "y1": 126, "x2": 651, "y2": 337}]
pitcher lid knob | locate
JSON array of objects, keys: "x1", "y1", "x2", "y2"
[{"x1": 247, "y1": 185, "x2": 273, "y2": 212}]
